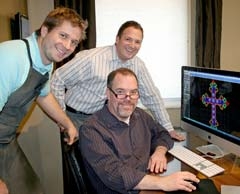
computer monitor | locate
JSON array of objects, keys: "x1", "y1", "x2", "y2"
[{"x1": 181, "y1": 66, "x2": 240, "y2": 156}]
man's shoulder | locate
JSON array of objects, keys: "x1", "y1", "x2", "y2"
[
  {"x1": 80, "y1": 108, "x2": 112, "y2": 134},
  {"x1": 0, "y1": 39, "x2": 26, "y2": 54},
  {"x1": 134, "y1": 107, "x2": 154, "y2": 119},
  {"x1": 84, "y1": 107, "x2": 108, "y2": 122},
  {"x1": 0, "y1": 39, "x2": 29, "y2": 68},
  {"x1": 75, "y1": 45, "x2": 113, "y2": 58},
  {"x1": 130, "y1": 55, "x2": 145, "y2": 65}
]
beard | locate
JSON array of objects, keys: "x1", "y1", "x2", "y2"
[{"x1": 117, "y1": 102, "x2": 136, "y2": 119}]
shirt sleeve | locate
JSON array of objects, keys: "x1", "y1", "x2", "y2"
[
  {"x1": 149, "y1": 115, "x2": 175, "y2": 151},
  {"x1": 0, "y1": 40, "x2": 29, "y2": 111},
  {"x1": 39, "y1": 78, "x2": 51, "y2": 97},
  {"x1": 50, "y1": 51, "x2": 91, "y2": 110},
  {"x1": 135, "y1": 60, "x2": 174, "y2": 131}
]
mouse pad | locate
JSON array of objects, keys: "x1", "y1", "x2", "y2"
[{"x1": 166, "y1": 179, "x2": 220, "y2": 194}]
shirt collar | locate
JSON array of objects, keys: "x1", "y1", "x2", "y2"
[
  {"x1": 112, "y1": 45, "x2": 119, "y2": 61},
  {"x1": 112, "y1": 45, "x2": 133, "y2": 66},
  {"x1": 26, "y1": 32, "x2": 53, "y2": 74},
  {"x1": 100, "y1": 105, "x2": 136, "y2": 128}
]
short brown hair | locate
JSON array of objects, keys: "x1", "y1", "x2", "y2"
[
  {"x1": 36, "y1": 7, "x2": 88, "y2": 41},
  {"x1": 116, "y1": 20, "x2": 143, "y2": 39},
  {"x1": 107, "y1": 68, "x2": 138, "y2": 88}
]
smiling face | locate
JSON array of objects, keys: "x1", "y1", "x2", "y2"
[
  {"x1": 107, "y1": 72, "x2": 139, "y2": 122},
  {"x1": 115, "y1": 26, "x2": 143, "y2": 62},
  {"x1": 38, "y1": 20, "x2": 82, "y2": 64}
]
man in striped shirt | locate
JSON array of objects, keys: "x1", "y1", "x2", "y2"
[{"x1": 51, "y1": 20, "x2": 184, "y2": 141}]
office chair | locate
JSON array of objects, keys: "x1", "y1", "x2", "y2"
[{"x1": 61, "y1": 133, "x2": 95, "y2": 194}]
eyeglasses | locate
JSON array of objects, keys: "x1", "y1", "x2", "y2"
[{"x1": 108, "y1": 87, "x2": 139, "y2": 100}]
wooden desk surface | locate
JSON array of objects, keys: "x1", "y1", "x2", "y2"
[{"x1": 139, "y1": 153, "x2": 240, "y2": 194}]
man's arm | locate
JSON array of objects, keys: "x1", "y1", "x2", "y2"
[
  {"x1": 50, "y1": 70, "x2": 68, "y2": 110},
  {"x1": 134, "y1": 171, "x2": 199, "y2": 192},
  {"x1": 36, "y1": 92, "x2": 78, "y2": 145},
  {"x1": 137, "y1": 62, "x2": 185, "y2": 141},
  {"x1": 50, "y1": 50, "x2": 90, "y2": 109}
]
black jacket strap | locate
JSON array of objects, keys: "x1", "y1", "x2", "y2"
[{"x1": 22, "y1": 39, "x2": 33, "y2": 66}]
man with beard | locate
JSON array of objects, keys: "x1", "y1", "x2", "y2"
[{"x1": 79, "y1": 68, "x2": 199, "y2": 194}]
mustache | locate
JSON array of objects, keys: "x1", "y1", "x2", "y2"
[{"x1": 119, "y1": 101, "x2": 135, "y2": 106}]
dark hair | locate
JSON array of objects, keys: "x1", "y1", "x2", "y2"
[
  {"x1": 107, "y1": 68, "x2": 138, "y2": 88},
  {"x1": 35, "y1": 7, "x2": 88, "y2": 41},
  {"x1": 116, "y1": 20, "x2": 144, "y2": 38}
]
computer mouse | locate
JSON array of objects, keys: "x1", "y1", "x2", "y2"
[
  {"x1": 192, "y1": 181, "x2": 199, "y2": 189},
  {"x1": 185, "y1": 180, "x2": 199, "y2": 189}
]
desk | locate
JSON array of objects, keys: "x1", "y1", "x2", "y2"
[{"x1": 139, "y1": 153, "x2": 240, "y2": 194}]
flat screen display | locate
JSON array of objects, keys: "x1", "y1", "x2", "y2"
[{"x1": 181, "y1": 66, "x2": 240, "y2": 148}]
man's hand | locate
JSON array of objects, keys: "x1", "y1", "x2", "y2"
[
  {"x1": 0, "y1": 179, "x2": 9, "y2": 194},
  {"x1": 158, "y1": 171, "x2": 200, "y2": 192},
  {"x1": 37, "y1": 93, "x2": 79, "y2": 145},
  {"x1": 169, "y1": 130, "x2": 185, "y2": 141},
  {"x1": 134, "y1": 170, "x2": 199, "y2": 191},
  {"x1": 58, "y1": 123, "x2": 79, "y2": 145},
  {"x1": 147, "y1": 146, "x2": 168, "y2": 173}
]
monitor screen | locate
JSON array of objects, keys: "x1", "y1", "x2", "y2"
[{"x1": 181, "y1": 66, "x2": 240, "y2": 156}]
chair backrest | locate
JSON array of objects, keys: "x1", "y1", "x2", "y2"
[{"x1": 61, "y1": 134, "x2": 94, "y2": 194}]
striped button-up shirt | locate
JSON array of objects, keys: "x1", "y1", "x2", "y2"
[{"x1": 51, "y1": 45, "x2": 173, "y2": 131}]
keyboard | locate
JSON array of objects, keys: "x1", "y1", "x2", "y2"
[{"x1": 168, "y1": 145, "x2": 225, "y2": 177}]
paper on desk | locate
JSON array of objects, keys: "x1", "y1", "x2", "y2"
[
  {"x1": 221, "y1": 185, "x2": 240, "y2": 194},
  {"x1": 196, "y1": 144, "x2": 228, "y2": 159}
]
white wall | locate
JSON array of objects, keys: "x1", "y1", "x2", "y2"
[
  {"x1": 221, "y1": 0, "x2": 240, "y2": 71},
  {"x1": 27, "y1": 0, "x2": 54, "y2": 31},
  {"x1": 95, "y1": 0, "x2": 190, "y2": 108}
]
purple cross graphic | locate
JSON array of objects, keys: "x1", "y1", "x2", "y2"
[{"x1": 201, "y1": 80, "x2": 229, "y2": 128}]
